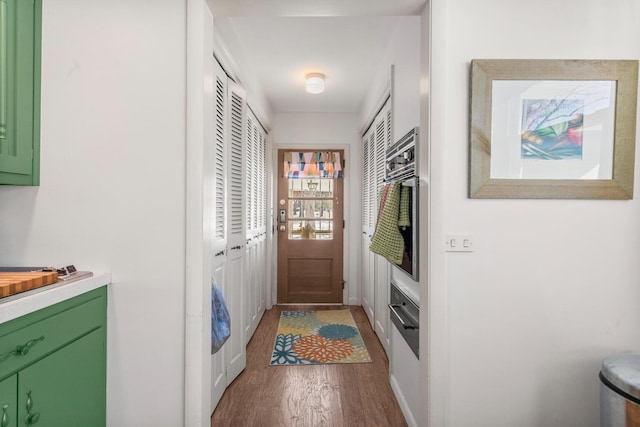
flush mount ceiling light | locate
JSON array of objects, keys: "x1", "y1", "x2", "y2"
[{"x1": 305, "y1": 73, "x2": 325, "y2": 94}]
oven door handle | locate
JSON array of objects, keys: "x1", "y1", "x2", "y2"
[
  {"x1": 400, "y1": 178, "x2": 418, "y2": 187},
  {"x1": 388, "y1": 304, "x2": 419, "y2": 329}
]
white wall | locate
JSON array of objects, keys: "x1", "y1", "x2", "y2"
[
  {"x1": 429, "y1": 0, "x2": 640, "y2": 426},
  {"x1": 0, "y1": 1, "x2": 187, "y2": 425},
  {"x1": 358, "y1": 17, "x2": 422, "y2": 301},
  {"x1": 273, "y1": 113, "x2": 361, "y2": 304},
  {"x1": 359, "y1": 17, "x2": 421, "y2": 142},
  {"x1": 212, "y1": 17, "x2": 274, "y2": 131}
]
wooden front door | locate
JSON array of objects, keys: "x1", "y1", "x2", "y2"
[{"x1": 277, "y1": 149, "x2": 344, "y2": 303}]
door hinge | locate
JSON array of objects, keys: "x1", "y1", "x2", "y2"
[
  {"x1": 343, "y1": 220, "x2": 345, "y2": 229},
  {"x1": 340, "y1": 280, "x2": 346, "y2": 289}
]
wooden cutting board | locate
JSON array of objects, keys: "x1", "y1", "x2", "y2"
[{"x1": 0, "y1": 271, "x2": 59, "y2": 298}]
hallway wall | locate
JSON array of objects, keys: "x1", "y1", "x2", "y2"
[
  {"x1": 359, "y1": 16, "x2": 421, "y2": 143},
  {"x1": 0, "y1": 1, "x2": 187, "y2": 425},
  {"x1": 428, "y1": 0, "x2": 640, "y2": 425}
]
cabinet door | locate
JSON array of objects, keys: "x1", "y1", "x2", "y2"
[
  {"x1": 0, "y1": 0, "x2": 41, "y2": 185},
  {"x1": 0, "y1": 375, "x2": 17, "y2": 427},
  {"x1": 17, "y1": 329, "x2": 106, "y2": 427}
]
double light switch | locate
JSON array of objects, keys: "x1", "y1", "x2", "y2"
[{"x1": 445, "y1": 235, "x2": 474, "y2": 252}]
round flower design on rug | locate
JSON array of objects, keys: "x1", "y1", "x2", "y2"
[
  {"x1": 318, "y1": 324, "x2": 358, "y2": 340},
  {"x1": 293, "y1": 335, "x2": 354, "y2": 363},
  {"x1": 271, "y1": 334, "x2": 310, "y2": 365}
]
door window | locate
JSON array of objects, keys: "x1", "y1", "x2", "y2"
[{"x1": 287, "y1": 178, "x2": 334, "y2": 240}]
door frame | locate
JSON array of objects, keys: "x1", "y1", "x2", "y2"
[
  {"x1": 270, "y1": 143, "x2": 355, "y2": 307},
  {"x1": 276, "y1": 148, "x2": 345, "y2": 303}
]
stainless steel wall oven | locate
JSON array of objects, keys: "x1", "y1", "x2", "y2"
[{"x1": 385, "y1": 127, "x2": 419, "y2": 281}]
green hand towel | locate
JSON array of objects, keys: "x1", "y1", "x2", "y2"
[
  {"x1": 370, "y1": 182, "x2": 405, "y2": 265},
  {"x1": 398, "y1": 185, "x2": 410, "y2": 230}
]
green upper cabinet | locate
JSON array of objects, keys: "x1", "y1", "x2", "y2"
[{"x1": 0, "y1": 0, "x2": 41, "y2": 185}]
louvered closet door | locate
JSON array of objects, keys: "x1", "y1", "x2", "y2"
[
  {"x1": 257, "y1": 128, "x2": 266, "y2": 317},
  {"x1": 225, "y1": 79, "x2": 247, "y2": 384},
  {"x1": 361, "y1": 129, "x2": 375, "y2": 326},
  {"x1": 244, "y1": 109, "x2": 267, "y2": 342},
  {"x1": 374, "y1": 100, "x2": 392, "y2": 353},
  {"x1": 210, "y1": 59, "x2": 228, "y2": 410},
  {"x1": 244, "y1": 114, "x2": 256, "y2": 343},
  {"x1": 360, "y1": 96, "x2": 391, "y2": 332}
]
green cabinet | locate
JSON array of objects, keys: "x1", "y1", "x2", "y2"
[
  {"x1": 0, "y1": 375, "x2": 17, "y2": 427},
  {"x1": 0, "y1": 0, "x2": 42, "y2": 185},
  {"x1": 0, "y1": 287, "x2": 107, "y2": 426}
]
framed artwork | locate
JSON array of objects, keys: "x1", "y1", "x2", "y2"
[{"x1": 470, "y1": 59, "x2": 638, "y2": 199}]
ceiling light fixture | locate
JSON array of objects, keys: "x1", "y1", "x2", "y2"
[{"x1": 305, "y1": 73, "x2": 325, "y2": 94}]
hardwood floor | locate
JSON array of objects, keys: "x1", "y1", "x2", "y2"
[{"x1": 211, "y1": 305, "x2": 407, "y2": 427}]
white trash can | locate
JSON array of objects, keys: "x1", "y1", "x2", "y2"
[{"x1": 600, "y1": 354, "x2": 640, "y2": 427}]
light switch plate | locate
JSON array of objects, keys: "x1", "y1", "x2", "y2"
[{"x1": 445, "y1": 235, "x2": 474, "y2": 252}]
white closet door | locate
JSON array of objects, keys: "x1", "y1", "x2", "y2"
[
  {"x1": 225, "y1": 79, "x2": 247, "y2": 384},
  {"x1": 210, "y1": 59, "x2": 228, "y2": 410},
  {"x1": 244, "y1": 113, "x2": 255, "y2": 343},
  {"x1": 244, "y1": 108, "x2": 267, "y2": 343},
  {"x1": 374, "y1": 100, "x2": 392, "y2": 353},
  {"x1": 361, "y1": 129, "x2": 374, "y2": 326},
  {"x1": 257, "y1": 130, "x2": 266, "y2": 315},
  {"x1": 360, "y1": 96, "x2": 392, "y2": 345}
]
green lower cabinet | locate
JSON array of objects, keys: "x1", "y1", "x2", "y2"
[
  {"x1": 17, "y1": 329, "x2": 106, "y2": 427},
  {"x1": 0, "y1": 375, "x2": 17, "y2": 427},
  {"x1": 0, "y1": 287, "x2": 107, "y2": 427}
]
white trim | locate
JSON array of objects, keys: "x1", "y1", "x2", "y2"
[
  {"x1": 390, "y1": 374, "x2": 419, "y2": 427},
  {"x1": 212, "y1": 33, "x2": 241, "y2": 86},
  {"x1": 422, "y1": 1, "x2": 449, "y2": 427},
  {"x1": 185, "y1": 0, "x2": 212, "y2": 425},
  {"x1": 359, "y1": 85, "x2": 391, "y2": 137}
]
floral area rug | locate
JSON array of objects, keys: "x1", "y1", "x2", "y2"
[{"x1": 270, "y1": 309, "x2": 372, "y2": 365}]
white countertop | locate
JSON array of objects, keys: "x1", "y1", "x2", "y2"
[{"x1": 0, "y1": 273, "x2": 111, "y2": 324}]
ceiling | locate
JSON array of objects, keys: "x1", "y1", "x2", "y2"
[{"x1": 210, "y1": 1, "x2": 426, "y2": 115}]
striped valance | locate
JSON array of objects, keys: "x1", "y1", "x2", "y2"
[{"x1": 283, "y1": 151, "x2": 343, "y2": 179}]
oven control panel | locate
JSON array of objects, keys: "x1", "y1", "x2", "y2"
[{"x1": 385, "y1": 127, "x2": 418, "y2": 182}]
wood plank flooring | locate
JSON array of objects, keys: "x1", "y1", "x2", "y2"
[{"x1": 211, "y1": 305, "x2": 407, "y2": 427}]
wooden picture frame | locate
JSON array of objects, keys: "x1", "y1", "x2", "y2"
[{"x1": 470, "y1": 59, "x2": 638, "y2": 199}]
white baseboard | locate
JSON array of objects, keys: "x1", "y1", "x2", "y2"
[{"x1": 390, "y1": 373, "x2": 418, "y2": 427}]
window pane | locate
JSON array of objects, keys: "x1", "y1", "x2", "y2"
[
  {"x1": 288, "y1": 200, "x2": 333, "y2": 219},
  {"x1": 288, "y1": 220, "x2": 333, "y2": 240},
  {"x1": 287, "y1": 177, "x2": 334, "y2": 240},
  {"x1": 288, "y1": 178, "x2": 333, "y2": 198}
]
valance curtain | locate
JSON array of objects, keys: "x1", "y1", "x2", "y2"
[{"x1": 283, "y1": 151, "x2": 343, "y2": 179}]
